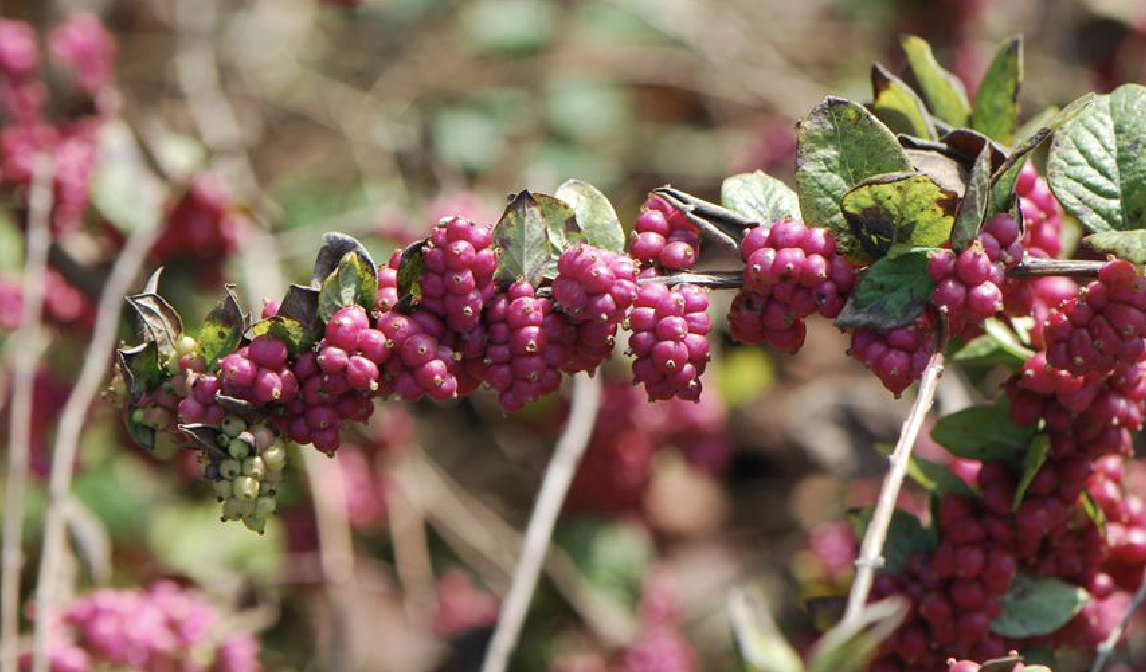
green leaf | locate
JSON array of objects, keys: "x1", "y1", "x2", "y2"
[
  {"x1": 728, "y1": 587, "x2": 805, "y2": 672},
  {"x1": 246, "y1": 316, "x2": 308, "y2": 355},
  {"x1": 312, "y1": 232, "x2": 377, "y2": 289},
  {"x1": 276, "y1": 284, "x2": 321, "y2": 347},
  {"x1": 395, "y1": 240, "x2": 427, "y2": 303},
  {"x1": 874, "y1": 444, "x2": 976, "y2": 496},
  {"x1": 834, "y1": 250, "x2": 935, "y2": 331},
  {"x1": 840, "y1": 173, "x2": 956, "y2": 262},
  {"x1": 901, "y1": 36, "x2": 971, "y2": 127},
  {"x1": 1081, "y1": 492, "x2": 1107, "y2": 536},
  {"x1": 971, "y1": 36, "x2": 1023, "y2": 145},
  {"x1": 1048, "y1": 84, "x2": 1146, "y2": 232},
  {"x1": 1013, "y1": 435, "x2": 1051, "y2": 510},
  {"x1": 1084, "y1": 230, "x2": 1146, "y2": 263},
  {"x1": 807, "y1": 597, "x2": 907, "y2": 672},
  {"x1": 318, "y1": 252, "x2": 377, "y2": 323},
  {"x1": 848, "y1": 508, "x2": 935, "y2": 573},
  {"x1": 459, "y1": 0, "x2": 555, "y2": 54},
  {"x1": 952, "y1": 318, "x2": 1034, "y2": 369},
  {"x1": 989, "y1": 94, "x2": 1097, "y2": 216},
  {"x1": 555, "y1": 180, "x2": 624, "y2": 253},
  {"x1": 197, "y1": 285, "x2": 246, "y2": 369},
  {"x1": 722, "y1": 171, "x2": 800, "y2": 224},
  {"x1": 795, "y1": 96, "x2": 913, "y2": 258},
  {"x1": 990, "y1": 573, "x2": 1087, "y2": 638},
  {"x1": 493, "y1": 190, "x2": 557, "y2": 286},
  {"x1": 952, "y1": 147, "x2": 993, "y2": 251},
  {"x1": 870, "y1": 64, "x2": 937, "y2": 140},
  {"x1": 931, "y1": 405, "x2": 1036, "y2": 461},
  {"x1": 116, "y1": 341, "x2": 164, "y2": 402}
]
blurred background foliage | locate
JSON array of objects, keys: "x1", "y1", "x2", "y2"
[{"x1": 3, "y1": 0, "x2": 1146, "y2": 671}]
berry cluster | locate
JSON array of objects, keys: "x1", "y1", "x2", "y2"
[
  {"x1": 630, "y1": 195, "x2": 701, "y2": 271},
  {"x1": 27, "y1": 582, "x2": 259, "y2": 672},
  {"x1": 0, "y1": 270, "x2": 95, "y2": 333},
  {"x1": 419, "y1": 215, "x2": 498, "y2": 333},
  {"x1": 627, "y1": 282, "x2": 710, "y2": 401},
  {"x1": 730, "y1": 219, "x2": 855, "y2": 352},
  {"x1": 553, "y1": 244, "x2": 638, "y2": 372},
  {"x1": 566, "y1": 382, "x2": 729, "y2": 516},
  {"x1": 1016, "y1": 162, "x2": 1064, "y2": 259},
  {"x1": 928, "y1": 216, "x2": 1021, "y2": 338},
  {"x1": 149, "y1": 173, "x2": 244, "y2": 277},
  {"x1": 1042, "y1": 259, "x2": 1146, "y2": 379},
  {"x1": 849, "y1": 312, "x2": 937, "y2": 396},
  {"x1": 483, "y1": 281, "x2": 561, "y2": 412},
  {"x1": 203, "y1": 418, "x2": 286, "y2": 533}
]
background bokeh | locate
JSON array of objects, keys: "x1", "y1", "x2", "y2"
[{"x1": 3, "y1": 0, "x2": 1146, "y2": 671}]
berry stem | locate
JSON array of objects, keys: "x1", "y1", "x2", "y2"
[
  {"x1": 1090, "y1": 564, "x2": 1146, "y2": 672},
  {"x1": 843, "y1": 346, "x2": 946, "y2": 625},
  {"x1": 302, "y1": 450, "x2": 360, "y2": 670},
  {"x1": 638, "y1": 271, "x2": 745, "y2": 288},
  {"x1": 479, "y1": 373, "x2": 602, "y2": 672},
  {"x1": 31, "y1": 195, "x2": 163, "y2": 672},
  {"x1": 1, "y1": 154, "x2": 53, "y2": 672},
  {"x1": 1007, "y1": 256, "x2": 1107, "y2": 277}
]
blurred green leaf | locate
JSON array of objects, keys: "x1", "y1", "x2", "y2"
[
  {"x1": 73, "y1": 453, "x2": 161, "y2": 540},
  {"x1": 990, "y1": 573, "x2": 1087, "y2": 637},
  {"x1": 547, "y1": 79, "x2": 629, "y2": 142},
  {"x1": 148, "y1": 503, "x2": 284, "y2": 584},
  {"x1": 459, "y1": 0, "x2": 555, "y2": 54},
  {"x1": 1013, "y1": 435, "x2": 1050, "y2": 510},
  {"x1": 716, "y1": 347, "x2": 774, "y2": 409},
  {"x1": 153, "y1": 133, "x2": 206, "y2": 182},
  {"x1": 1084, "y1": 230, "x2": 1146, "y2": 262},
  {"x1": 434, "y1": 107, "x2": 506, "y2": 172},
  {"x1": 0, "y1": 208, "x2": 22, "y2": 273},
  {"x1": 728, "y1": 587, "x2": 804, "y2": 672},
  {"x1": 90, "y1": 120, "x2": 164, "y2": 233},
  {"x1": 807, "y1": 597, "x2": 907, "y2": 672},
  {"x1": 554, "y1": 517, "x2": 652, "y2": 608}
]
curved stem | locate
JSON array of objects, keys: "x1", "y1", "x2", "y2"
[
  {"x1": 32, "y1": 220, "x2": 160, "y2": 672},
  {"x1": 479, "y1": 374, "x2": 602, "y2": 672},
  {"x1": 1, "y1": 155, "x2": 53, "y2": 672},
  {"x1": 843, "y1": 349, "x2": 945, "y2": 624},
  {"x1": 1090, "y1": 565, "x2": 1146, "y2": 672}
]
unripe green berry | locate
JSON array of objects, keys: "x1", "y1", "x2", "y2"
[
  {"x1": 254, "y1": 496, "x2": 276, "y2": 517},
  {"x1": 233, "y1": 475, "x2": 259, "y2": 501},
  {"x1": 213, "y1": 480, "x2": 233, "y2": 501},
  {"x1": 221, "y1": 415, "x2": 246, "y2": 437},
  {"x1": 222, "y1": 497, "x2": 251, "y2": 520},
  {"x1": 228, "y1": 437, "x2": 253, "y2": 460},
  {"x1": 243, "y1": 456, "x2": 266, "y2": 479},
  {"x1": 262, "y1": 444, "x2": 286, "y2": 471},
  {"x1": 243, "y1": 514, "x2": 267, "y2": 534},
  {"x1": 220, "y1": 459, "x2": 242, "y2": 480},
  {"x1": 263, "y1": 468, "x2": 284, "y2": 485},
  {"x1": 131, "y1": 408, "x2": 147, "y2": 424}
]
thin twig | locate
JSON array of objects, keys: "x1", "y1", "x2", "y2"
[
  {"x1": 1008, "y1": 256, "x2": 1105, "y2": 277},
  {"x1": 843, "y1": 348, "x2": 946, "y2": 624},
  {"x1": 638, "y1": 271, "x2": 743, "y2": 288},
  {"x1": 32, "y1": 218, "x2": 161, "y2": 672},
  {"x1": 302, "y1": 451, "x2": 359, "y2": 672},
  {"x1": 1090, "y1": 565, "x2": 1146, "y2": 672},
  {"x1": 479, "y1": 374, "x2": 602, "y2": 672},
  {"x1": 1, "y1": 155, "x2": 53, "y2": 672}
]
